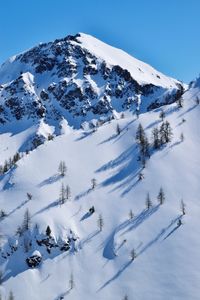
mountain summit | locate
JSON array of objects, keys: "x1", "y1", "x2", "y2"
[{"x1": 0, "y1": 33, "x2": 184, "y2": 130}]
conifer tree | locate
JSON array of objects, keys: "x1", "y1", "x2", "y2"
[
  {"x1": 136, "y1": 123, "x2": 145, "y2": 144},
  {"x1": 159, "y1": 110, "x2": 165, "y2": 121},
  {"x1": 129, "y1": 209, "x2": 134, "y2": 220},
  {"x1": 160, "y1": 121, "x2": 173, "y2": 144},
  {"x1": 146, "y1": 193, "x2": 152, "y2": 209},
  {"x1": 157, "y1": 187, "x2": 165, "y2": 205},
  {"x1": 58, "y1": 161, "x2": 67, "y2": 177},
  {"x1": 116, "y1": 124, "x2": 121, "y2": 135},
  {"x1": 46, "y1": 225, "x2": 51, "y2": 237},
  {"x1": 97, "y1": 214, "x2": 104, "y2": 231},
  {"x1": 69, "y1": 273, "x2": 75, "y2": 290},
  {"x1": 59, "y1": 183, "x2": 67, "y2": 205},
  {"x1": 176, "y1": 96, "x2": 184, "y2": 108},
  {"x1": 91, "y1": 178, "x2": 97, "y2": 190},
  {"x1": 130, "y1": 248, "x2": 136, "y2": 261},
  {"x1": 65, "y1": 185, "x2": 71, "y2": 201},
  {"x1": 22, "y1": 209, "x2": 31, "y2": 232},
  {"x1": 180, "y1": 132, "x2": 184, "y2": 142},
  {"x1": 8, "y1": 291, "x2": 14, "y2": 300},
  {"x1": 152, "y1": 127, "x2": 160, "y2": 149},
  {"x1": 181, "y1": 199, "x2": 186, "y2": 215}
]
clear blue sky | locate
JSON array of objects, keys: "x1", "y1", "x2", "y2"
[{"x1": 0, "y1": 0, "x2": 199, "y2": 82}]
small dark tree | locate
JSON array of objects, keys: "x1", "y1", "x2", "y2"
[
  {"x1": 129, "y1": 209, "x2": 134, "y2": 220},
  {"x1": 116, "y1": 124, "x2": 121, "y2": 135},
  {"x1": 140, "y1": 136, "x2": 150, "y2": 158},
  {"x1": 65, "y1": 185, "x2": 71, "y2": 201},
  {"x1": 27, "y1": 192, "x2": 32, "y2": 201},
  {"x1": 152, "y1": 127, "x2": 160, "y2": 149},
  {"x1": 0, "y1": 210, "x2": 7, "y2": 218},
  {"x1": 180, "y1": 132, "x2": 184, "y2": 142},
  {"x1": 176, "y1": 96, "x2": 184, "y2": 108},
  {"x1": 160, "y1": 121, "x2": 173, "y2": 144},
  {"x1": 59, "y1": 183, "x2": 67, "y2": 205},
  {"x1": 22, "y1": 209, "x2": 31, "y2": 232},
  {"x1": 195, "y1": 97, "x2": 200, "y2": 105},
  {"x1": 159, "y1": 110, "x2": 165, "y2": 121},
  {"x1": 136, "y1": 123, "x2": 145, "y2": 144},
  {"x1": 146, "y1": 193, "x2": 152, "y2": 210},
  {"x1": 181, "y1": 199, "x2": 186, "y2": 215},
  {"x1": 58, "y1": 161, "x2": 67, "y2": 177},
  {"x1": 16, "y1": 226, "x2": 23, "y2": 237},
  {"x1": 13, "y1": 152, "x2": 20, "y2": 164},
  {"x1": 69, "y1": 272, "x2": 75, "y2": 290},
  {"x1": 157, "y1": 187, "x2": 165, "y2": 205},
  {"x1": 3, "y1": 160, "x2": 8, "y2": 173},
  {"x1": 91, "y1": 178, "x2": 97, "y2": 190},
  {"x1": 138, "y1": 172, "x2": 144, "y2": 181},
  {"x1": 8, "y1": 291, "x2": 14, "y2": 300},
  {"x1": 130, "y1": 248, "x2": 136, "y2": 261},
  {"x1": 46, "y1": 225, "x2": 51, "y2": 237},
  {"x1": 0, "y1": 270, "x2": 3, "y2": 285},
  {"x1": 97, "y1": 214, "x2": 104, "y2": 231}
]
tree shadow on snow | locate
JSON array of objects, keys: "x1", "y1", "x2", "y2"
[
  {"x1": 74, "y1": 188, "x2": 92, "y2": 201},
  {"x1": 103, "y1": 205, "x2": 160, "y2": 260},
  {"x1": 38, "y1": 174, "x2": 62, "y2": 188},
  {"x1": 33, "y1": 200, "x2": 59, "y2": 216},
  {"x1": 98, "y1": 119, "x2": 136, "y2": 146},
  {"x1": 97, "y1": 260, "x2": 133, "y2": 291},
  {"x1": 79, "y1": 230, "x2": 100, "y2": 249},
  {"x1": 96, "y1": 144, "x2": 142, "y2": 196},
  {"x1": 98, "y1": 215, "x2": 182, "y2": 291},
  {"x1": 138, "y1": 215, "x2": 183, "y2": 256}
]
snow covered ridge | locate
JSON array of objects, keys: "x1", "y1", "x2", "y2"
[
  {"x1": 0, "y1": 33, "x2": 185, "y2": 130},
  {"x1": 0, "y1": 82, "x2": 200, "y2": 299}
]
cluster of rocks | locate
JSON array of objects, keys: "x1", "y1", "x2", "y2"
[{"x1": 26, "y1": 250, "x2": 42, "y2": 268}]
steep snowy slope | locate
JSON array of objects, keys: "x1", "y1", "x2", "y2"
[
  {"x1": 0, "y1": 79, "x2": 199, "y2": 300},
  {"x1": 0, "y1": 33, "x2": 184, "y2": 133},
  {"x1": 77, "y1": 33, "x2": 179, "y2": 88}
]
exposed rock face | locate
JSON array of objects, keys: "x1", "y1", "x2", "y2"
[
  {"x1": 0, "y1": 33, "x2": 184, "y2": 128},
  {"x1": 26, "y1": 252, "x2": 42, "y2": 268}
]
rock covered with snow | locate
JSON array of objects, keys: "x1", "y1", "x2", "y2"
[{"x1": 0, "y1": 33, "x2": 184, "y2": 130}]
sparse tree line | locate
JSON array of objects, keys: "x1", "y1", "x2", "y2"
[
  {"x1": 0, "y1": 152, "x2": 21, "y2": 175},
  {"x1": 0, "y1": 103, "x2": 190, "y2": 298},
  {"x1": 127, "y1": 188, "x2": 186, "y2": 265}
]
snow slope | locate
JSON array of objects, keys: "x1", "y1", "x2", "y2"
[
  {"x1": 0, "y1": 81, "x2": 199, "y2": 300},
  {"x1": 77, "y1": 33, "x2": 179, "y2": 88}
]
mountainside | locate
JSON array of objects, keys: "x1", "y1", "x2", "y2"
[
  {"x1": 0, "y1": 33, "x2": 184, "y2": 133},
  {"x1": 0, "y1": 34, "x2": 199, "y2": 300}
]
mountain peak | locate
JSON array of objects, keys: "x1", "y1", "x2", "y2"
[{"x1": 0, "y1": 33, "x2": 185, "y2": 131}]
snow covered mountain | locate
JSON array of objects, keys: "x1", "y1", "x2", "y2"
[
  {"x1": 0, "y1": 33, "x2": 184, "y2": 132},
  {"x1": 0, "y1": 34, "x2": 199, "y2": 300}
]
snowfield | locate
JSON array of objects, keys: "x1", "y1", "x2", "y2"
[
  {"x1": 0, "y1": 32, "x2": 199, "y2": 300},
  {"x1": 0, "y1": 79, "x2": 199, "y2": 300}
]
